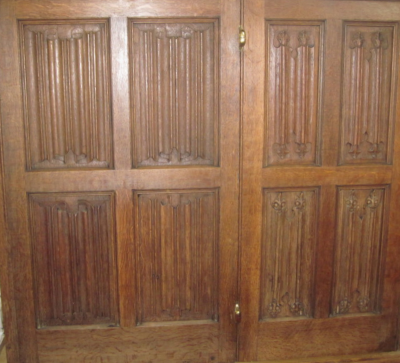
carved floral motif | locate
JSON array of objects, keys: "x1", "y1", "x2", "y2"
[
  {"x1": 267, "y1": 23, "x2": 322, "y2": 166},
  {"x1": 341, "y1": 24, "x2": 395, "y2": 164}
]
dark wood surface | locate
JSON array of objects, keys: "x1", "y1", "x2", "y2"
[
  {"x1": 1, "y1": 0, "x2": 400, "y2": 362},
  {"x1": 0, "y1": 0, "x2": 240, "y2": 362},
  {"x1": 239, "y1": 0, "x2": 400, "y2": 361}
]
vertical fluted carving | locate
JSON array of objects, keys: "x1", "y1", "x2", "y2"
[
  {"x1": 21, "y1": 21, "x2": 112, "y2": 170},
  {"x1": 266, "y1": 22, "x2": 323, "y2": 166},
  {"x1": 29, "y1": 193, "x2": 118, "y2": 327},
  {"x1": 135, "y1": 190, "x2": 219, "y2": 323},
  {"x1": 130, "y1": 21, "x2": 218, "y2": 167},
  {"x1": 332, "y1": 187, "x2": 387, "y2": 316},
  {"x1": 260, "y1": 189, "x2": 318, "y2": 319},
  {"x1": 341, "y1": 23, "x2": 396, "y2": 164}
]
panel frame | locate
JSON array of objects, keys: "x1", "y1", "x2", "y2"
[
  {"x1": 133, "y1": 188, "x2": 220, "y2": 325},
  {"x1": 28, "y1": 191, "x2": 119, "y2": 329},
  {"x1": 331, "y1": 184, "x2": 391, "y2": 318},
  {"x1": 129, "y1": 17, "x2": 220, "y2": 168},
  {"x1": 264, "y1": 19, "x2": 325, "y2": 167},
  {"x1": 18, "y1": 18, "x2": 114, "y2": 171},
  {"x1": 338, "y1": 21, "x2": 398, "y2": 166},
  {"x1": 260, "y1": 186, "x2": 320, "y2": 321}
]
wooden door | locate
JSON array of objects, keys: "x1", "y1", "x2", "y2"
[
  {"x1": 240, "y1": 0, "x2": 400, "y2": 361},
  {"x1": 0, "y1": 1, "x2": 240, "y2": 362}
]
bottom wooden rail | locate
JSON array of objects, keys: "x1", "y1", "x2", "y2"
[{"x1": 238, "y1": 351, "x2": 400, "y2": 363}]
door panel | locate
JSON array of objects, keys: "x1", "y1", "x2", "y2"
[
  {"x1": 0, "y1": 1, "x2": 240, "y2": 362},
  {"x1": 240, "y1": 0, "x2": 400, "y2": 361}
]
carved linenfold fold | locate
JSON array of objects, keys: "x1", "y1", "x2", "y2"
[
  {"x1": 130, "y1": 20, "x2": 219, "y2": 167},
  {"x1": 332, "y1": 187, "x2": 387, "y2": 316},
  {"x1": 261, "y1": 189, "x2": 318, "y2": 320},
  {"x1": 266, "y1": 22, "x2": 323, "y2": 166},
  {"x1": 139, "y1": 147, "x2": 211, "y2": 166},
  {"x1": 341, "y1": 23, "x2": 396, "y2": 164},
  {"x1": 135, "y1": 190, "x2": 219, "y2": 323},
  {"x1": 29, "y1": 193, "x2": 118, "y2": 328},
  {"x1": 20, "y1": 20, "x2": 113, "y2": 170}
]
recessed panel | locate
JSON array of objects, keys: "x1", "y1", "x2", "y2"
[
  {"x1": 130, "y1": 19, "x2": 219, "y2": 167},
  {"x1": 29, "y1": 193, "x2": 118, "y2": 328},
  {"x1": 265, "y1": 21, "x2": 323, "y2": 166},
  {"x1": 20, "y1": 20, "x2": 113, "y2": 170},
  {"x1": 340, "y1": 22, "x2": 396, "y2": 165},
  {"x1": 134, "y1": 189, "x2": 219, "y2": 323},
  {"x1": 260, "y1": 188, "x2": 319, "y2": 320},
  {"x1": 332, "y1": 186, "x2": 388, "y2": 316}
]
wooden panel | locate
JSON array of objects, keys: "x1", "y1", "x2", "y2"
[
  {"x1": 265, "y1": 21, "x2": 323, "y2": 166},
  {"x1": 260, "y1": 188, "x2": 318, "y2": 320},
  {"x1": 20, "y1": 20, "x2": 113, "y2": 170},
  {"x1": 130, "y1": 19, "x2": 219, "y2": 167},
  {"x1": 340, "y1": 22, "x2": 397, "y2": 165},
  {"x1": 332, "y1": 186, "x2": 389, "y2": 316},
  {"x1": 37, "y1": 323, "x2": 219, "y2": 363},
  {"x1": 257, "y1": 314, "x2": 394, "y2": 360},
  {"x1": 246, "y1": 350, "x2": 400, "y2": 363},
  {"x1": 29, "y1": 193, "x2": 118, "y2": 328},
  {"x1": 134, "y1": 189, "x2": 219, "y2": 323}
]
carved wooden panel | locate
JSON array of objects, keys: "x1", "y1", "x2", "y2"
[
  {"x1": 134, "y1": 189, "x2": 219, "y2": 323},
  {"x1": 20, "y1": 20, "x2": 113, "y2": 170},
  {"x1": 265, "y1": 21, "x2": 323, "y2": 166},
  {"x1": 260, "y1": 188, "x2": 319, "y2": 320},
  {"x1": 340, "y1": 22, "x2": 396, "y2": 165},
  {"x1": 332, "y1": 186, "x2": 388, "y2": 316},
  {"x1": 130, "y1": 20, "x2": 219, "y2": 167},
  {"x1": 29, "y1": 193, "x2": 118, "y2": 328}
]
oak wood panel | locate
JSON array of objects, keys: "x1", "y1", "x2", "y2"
[
  {"x1": 260, "y1": 188, "x2": 318, "y2": 320},
  {"x1": 130, "y1": 19, "x2": 219, "y2": 167},
  {"x1": 261, "y1": 166, "x2": 392, "y2": 187},
  {"x1": 1, "y1": 1, "x2": 241, "y2": 363},
  {"x1": 332, "y1": 186, "x2": 389, "y2": 316},
  {"x1": 0, "y1": 97, "x2": 21, "y2": 361},
  {"x1": 20, "y1": 20, "x2": 113, "y2": 170},
  {"x1": 243, "y1": 351, "x2": 400, "y2": 363},
  {"x1": 134, "y1": 190, "x2": 219, "y2": 323},
  {"x1": 265, "y1": 21, "x2": 323, "y2": 166},
  {"x1": 340, "y1": 22, "x2": 397, "y2": 165},
  {"x1": 36, "y1": 324, "x2": 219, "y2": 363},
  {"x1": 256, "y1": 315, "x2": 395, "y2": 360},
  {"x1": 0, "y1": 1, "x2": 38, "y2": 361},
  {"x1": 240, "y1": 0, "x2": 400, "y2": 361},
  {"x1": 25, "y1": 169, "x2": 221, "y2": 191},
  {"x1": 29, "y1": 193, "x2": 119, "y2": 328}
]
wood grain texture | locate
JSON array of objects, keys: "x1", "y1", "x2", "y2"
[
  {"x1": 260, "y1": 188, "x2": 318, "y2": 320},
  {"x1": 20, "y1": 20, "x2": 113, "y2": 170},
  {"x1": 37, "y1": 324, "x2": 219, "y2": 363},
  {"x1": 240, "y1": 0, "x2": 400, "y2": 361},
  {"x1": 1, "y1": 1, "x2": 241, "y2": 362},
  {"x1": 332, "y1": 186, "x2": 388, "y2": 316},
  {"x1": 134, "y1": 190, "x2": 219, "y2": 324},
  {"x1": 256, "y1": 314, "x2": 394, "y2": 361},
  {"x1": 29, "y1": 193, "x2": 119, "y2": 328},
  {"x1": 265, "y1": 22, "x2": 323, "y2": 166},
  {"x1": 340, "y1": 22, "x2": 397, "y2": 165},
  {"x1": 242, "y1": 351, "x2": 400, "y2": 363},
  {"x1": 130, "y1": 19, "x2": 219, "y2": 167}
]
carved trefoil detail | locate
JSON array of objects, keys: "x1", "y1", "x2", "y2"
[
  {"x1": 265, "y1": 22, "x2": 323, "y2": 166},
  {"x1": 29, "y1": 193, "x2": 118, "y2": 328},
  {"x1": 130, "y1": 20, "x2": 219, "y2": 167},
  {"x1": 332, "y1": 187, "x2": 388, "y2": 316},
  {"x1": 340, "y1": 23, "x2": 396, "y2": 164},
  {"x1": 20, "y1": 20, "x2": 113, "y2": 170},
  {"x1": 260, "y1": 188, "x2": 318, "y2": 320},
  {"x1": 134, "y1": 190, "x2": 219, "y2": 323}
]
